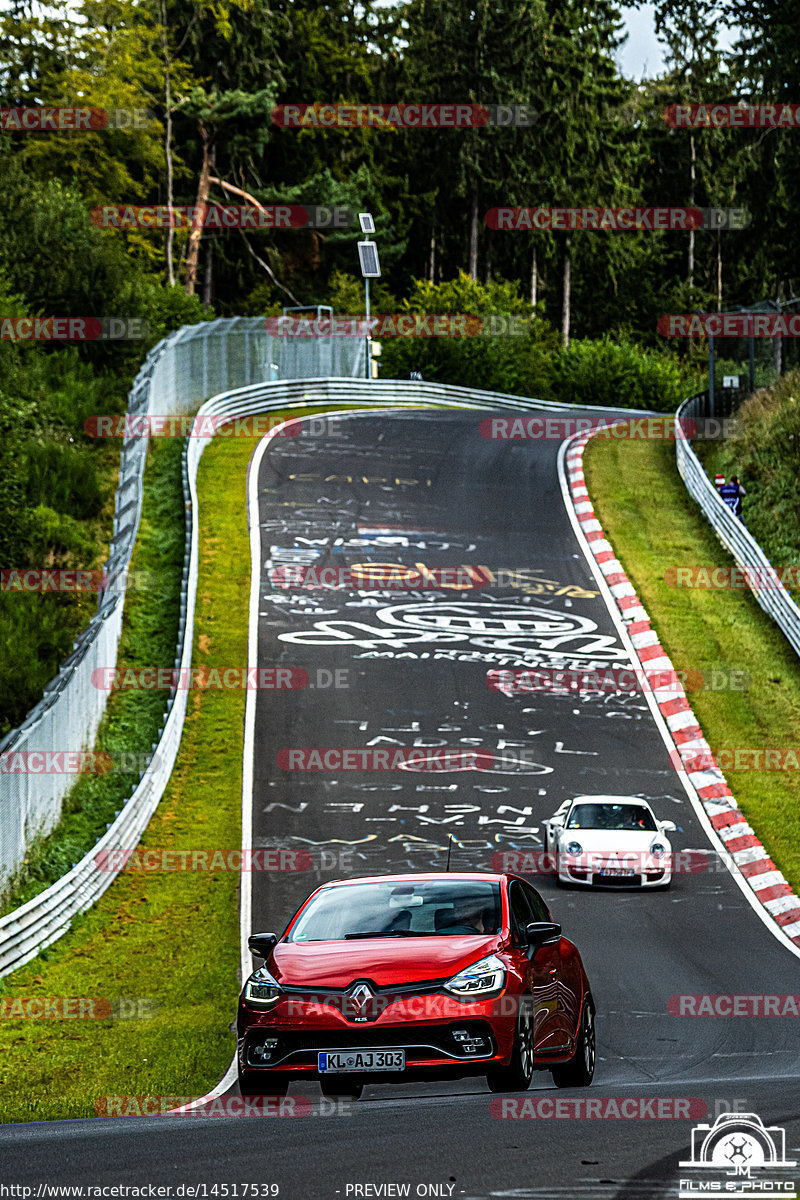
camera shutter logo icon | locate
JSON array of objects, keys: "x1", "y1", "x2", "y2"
[{"x1": 680, "y1": 1112, "x2": 797, "y2": 1173}]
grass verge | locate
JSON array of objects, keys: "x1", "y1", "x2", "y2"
[
  {"x1": 583, "y1": 433, "x2": 800, "y2": 893},
  {"x1": 0, "y1": 404, "x2": 395, "y2": 1124},
  {"x1": 1, "y1": 437, "x2": 184, "y2": 916}
]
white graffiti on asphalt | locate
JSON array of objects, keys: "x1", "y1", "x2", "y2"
[{"x1": 278, "y1": 600, "x2": 627, "y2": 665}]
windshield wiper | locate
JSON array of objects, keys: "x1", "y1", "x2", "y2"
[{"x1": 344, "y1": 930, "x2": 440, "y2": 939}]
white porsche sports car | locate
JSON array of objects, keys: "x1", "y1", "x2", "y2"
[{"x1": 543, "y1": 795, "x2": 677, "y2": 889}]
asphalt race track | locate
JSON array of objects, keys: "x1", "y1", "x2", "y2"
[{"x1": 2, "y1": 408, "x2": 798, "y2": 1199}]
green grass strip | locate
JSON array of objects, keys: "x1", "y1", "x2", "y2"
[
  {"x1": 583, "y1": 434, "x2": 800, "y2": 894},
  {"x1": 1, "y1": 438, "x2": 184, "y2": 916},
  {"x1": 0, "y1": 403, "x2": 401, "y2": 1124}
]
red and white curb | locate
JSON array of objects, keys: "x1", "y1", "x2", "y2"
[{"x1": 564, "y1": 431, "x2": 800, "y2": 949}]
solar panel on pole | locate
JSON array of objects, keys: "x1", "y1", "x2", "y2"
[{"x1": 358, "y1": 241, "x2": 381, "y2": 278}]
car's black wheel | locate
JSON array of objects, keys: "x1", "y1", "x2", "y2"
[
  {"x1": 551, "y1": 1000, "x2": 595, "y2": 1088},
  {"x1": 319, "y1": 1077, "x2": 364, "y2": 1101},
  {"x1": 486, "y1": 994, "x2": 534, "y2": 1093},
  {"x1": 238, "y1": 1070, "x2": 290, "y2": 1097}
]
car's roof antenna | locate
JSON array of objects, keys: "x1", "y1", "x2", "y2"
[{"x1": 446, "y1": 835, "x2": 453, "y2": 872}]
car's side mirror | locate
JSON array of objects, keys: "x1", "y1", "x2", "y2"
[
  {"x1": 248, "y1": 932, "x2": 278, "y2": 958},
  {"x1": 526, "y1": 921, "x2": 561, "y2": 945},
  {"x1": 659, "y1": 820, "x2": 677, "y2": 832}
]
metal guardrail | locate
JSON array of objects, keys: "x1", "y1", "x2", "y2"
[
  {"x1": 2, "y1": 371, "x2": 654, "y2": 977},
  {"x1": 675, "y1": 390, "x2": 800, "y2": 658},
  {"x1": 0, "y1": 321, "x2": 367, "y2": 893}
]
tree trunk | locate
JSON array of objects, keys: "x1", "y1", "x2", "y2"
[
  {"x1": 164, "y1": 73, "x2": 175, "y2": 286},
  {"x1": 530, "y1": 246, "x2": 538, "y2": 307},
  {"x1": 468, "y1": 183, "x2": 479, "y2": 280},
  {"x1": 208, "y1": 174, "x2": 303, "y2": 305},
  {"x1": 185, "y1": 122, "x2": 211, "y2": 296},
  {"x1": 428, "y1": 228, "x2": 436, "y2": 283},
  {"x1": 203, "y1": 238, "x2": 213, "y2": 307},
  {"x1": 485, "y1": 235, "x2": 492, "y2": 284},
  {"x1": 562, "y1": 242, "x2": 571, "y2": 348},
  {"x1": 688, "y1": 133, "x2": 696, "y2": 292},
  {"x1": 160, "y1": 0, "x2": 175, "y2": 286}
]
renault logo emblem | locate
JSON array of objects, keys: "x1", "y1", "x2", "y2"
[
  {"x1": 351, "y1": 984, "x2": 372, "y2": 1012},
  {"x1": 347, "y1": 983, "x2": 375, "y2": 1022}
]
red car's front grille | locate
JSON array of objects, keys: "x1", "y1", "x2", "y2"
[{"x1": 245, "y1": 1021, "x2": 496, "y2": 1068}]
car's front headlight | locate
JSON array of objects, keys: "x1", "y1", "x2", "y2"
[
  {"x1": 565, "y1": 841, "x2": 583, "y2": 856},
  {"x1": 243, "y1": 966, "x2": 283, "y2": 1008},
  {"x1": 650, "y1": 842, "x2": 667, "y2": 857},
  {"x1": 445, "y1": 954, "x2": 506, "y2": 1000}
]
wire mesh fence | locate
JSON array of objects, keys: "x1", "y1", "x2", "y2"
[
  {"x1": 675, "y1": 390, "x2": 800, "y2": 658},
  {"x1": 0, "y1": 320, "x2": 366, "y2": 894}
]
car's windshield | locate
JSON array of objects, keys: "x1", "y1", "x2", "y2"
[
  {"x1": 288, "y1": 880, "x2": 502, "y2": 942},
  {"x1": 566, "y1": 803, "x2": 657, "y2": 831}
]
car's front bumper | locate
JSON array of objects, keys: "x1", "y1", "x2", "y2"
[
  {"x1": 238, "y1": 992, "x2": 518, "y2": 1080},
  {"x1": 558, "y1": 852, "x2": 671, "y2": 887}
]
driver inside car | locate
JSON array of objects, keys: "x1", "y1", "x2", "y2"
[{"x1": 443, "y1": 901, "x2": 487, "y2": 935}]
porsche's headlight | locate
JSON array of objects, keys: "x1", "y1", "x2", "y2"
[
  {"x1": 445, "y1": 954, "x2": 506, "y2": 1000},
  {"x1": 650, "y1": 842, "x2": 667, "y2": 857},
  {"x1": 566, "y1": 841, "x2": 583, "y2": 856},
  {"x1": 244, "y1": 966, "x2": 283, "y2": 1008}
]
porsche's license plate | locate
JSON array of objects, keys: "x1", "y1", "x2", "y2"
[
  {"x1": 599, "y1": 867, "x2": 635, "y2": 877},
  {"x1": 318, "y1": 1050, "x2": 405, "y2": 1073}
]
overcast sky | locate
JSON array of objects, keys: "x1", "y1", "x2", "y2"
[{"x1": 617, "y1": 3, "x2": 740, "y2": 79}]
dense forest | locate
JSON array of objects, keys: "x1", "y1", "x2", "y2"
[{"x1": 2, "y1": 0, "x2": 799, "y2": 335}]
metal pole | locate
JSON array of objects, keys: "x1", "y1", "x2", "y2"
[
  {"x1": 365, "y1": 277, "x2": 371, "y2": 381},
  {"x1": 749, "y1": 334, "x2": 755, "y2": 393},
  {"x1": 709, "y1": 334, "x2": 715, "y2": 418}
]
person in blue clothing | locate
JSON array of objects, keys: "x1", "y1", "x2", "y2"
[{"x1": 719, "y1": 475, "x2": 746, "y2": 521}]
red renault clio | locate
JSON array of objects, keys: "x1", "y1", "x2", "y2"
[{"x1": 237, "y1": 873, "x2": 595, "y2": 1098}]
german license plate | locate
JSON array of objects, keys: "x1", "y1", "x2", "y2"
[
  {"x1": 318, "y1": 1049, "x2": 405, "y2": 1073},
  {"x1": 599, "y1": 867, "x2": 635, "y2": 877}
]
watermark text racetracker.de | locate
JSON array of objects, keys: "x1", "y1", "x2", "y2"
[
  {"x1": 89, "y1": 666, "x2": 350, "y2": 691},
  {"x1": 659, "y1": 312, "x2": 800, "y2": 337},
  {"x1": 91, "y1": 204, "x2": 351, "y2": 230},
  {"x1": 94, "y1": 848, "x2": 313, "y2": 873},
  {"x1": 1, "y1": 317, "x2": 149, "y2": 341},
  {"x1": 271, "y1": 102, "x2": 537, "y2": 128},
  {"x1": 83, "y1": 413, "x2": 302, "y2": 439},
  {"x1": 492, "y1": 1097, "x2": 706, "y2": 1119},
  {"x1": 0, "y1": 106, "x2": 154, "y2": 131},
  {"x1": 671, "y1": 747, "x2": 800, "y2": 771},
  {"x1": 268, "y1": 564, "x2": 490, "y2": 590},
  {"x1": 1, "y1": 568, "x2": 155, "y2": 594},
  {"x1": 664, "y1": 102, "x2": 800, "y2": 127},
  {"x1": 277, "y1": 748, "x2": 494, "y2": 771},
  {"x1": 487, "y1": 666, "x2": 751, "y2": 694},
  {"x1": 479, "y1": 414, "x2": 736, "y2": 440},
  {"x1": 486, "y1": 206, "x2": 749, "y2": 231},
  {"x1": 490, "y1": 849, "x2": 734, "y2": 877},
  {"x1": 666, "y1": 565, "x2": 800, "y2": 590},
  {"x1": 264, "y1": 314, "x2": 531, "y2": 338},
  {"x1": 0, "y1": 750, "x2": 160, "y2": 776},
  {"x1": 0, "y1": 996, "x2": 158, "y2": 1020},
  {"x1": 94, "y1": 1095, "x2": 310, "y2": 1119},
  {"x1": 94, "y1": 846, "x2": 358, "y2": 875},
  {"x1": 669, "y1": 994, "x2": 800, "y2": 1016}
]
